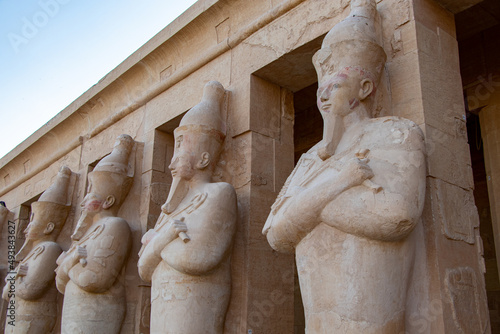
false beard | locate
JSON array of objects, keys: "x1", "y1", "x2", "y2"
[
  {"x1": 162, "y1": 176, "x2": 189, "y2": 214},
  {"x1": 317, "y1": 114, "x2": 344, "y2": 161},
  {"x1": 15, "y1": 238, "x2": 34, "y2": 262},
  {"x1": 71, "y1": 210, "x2": 95, "y2": 241}
]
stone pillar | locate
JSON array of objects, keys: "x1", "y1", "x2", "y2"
[
  {"x1": 405, "y1": 0, "x2": 490, "y2": 332},
  {"x1": 479, "y1": 89, "x2": 500, "y2": 280}
]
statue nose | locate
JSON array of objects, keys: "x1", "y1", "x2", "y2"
[
  {"x1": 319, "y1": 88, "x2": 330, "y2": 102},
  {"x1": 169, "y1": 157, "x2": 178, "y2": 170}
]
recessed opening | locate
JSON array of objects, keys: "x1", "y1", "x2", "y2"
[
  {"x1": 254, "y1": 35, "x2": 325, "y2": 334},
  {"x1": 456, "y1": 0, "x2": 500, "y2": 331}
]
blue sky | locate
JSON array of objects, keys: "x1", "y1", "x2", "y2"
[{"x1": 0, "y1": 0, "x2": 197, "y2": 159}]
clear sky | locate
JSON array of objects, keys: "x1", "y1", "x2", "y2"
[{"x1": 0, "y1": 0, "x2": 198, "y2": 160}]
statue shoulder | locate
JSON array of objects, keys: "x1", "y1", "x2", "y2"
[
  {"x1": 39, "y1": 241, "x2": 62, "y2": 253},
  {"x1": 208, "y1": 182, "x2": 236, "y2": 198},
  {"x1": 100, "y1": 216, "x2": 131, "y2": 235},
  {"x1": 368, "y1": 116, "x2": 425, "y2": 149}
]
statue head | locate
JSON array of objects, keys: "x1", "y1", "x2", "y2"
[
  {"x1": 312, "y1": 0, "x2": 386, "y2": 159},
  {"x1": 72, "y1": 134, "x2": 135, "y2": 240},
  {"x1": 313, "y1": 0, "x2": 386, "y2": 112},
  {"x1": 164, "y1": 81, "x2": 226, "y2": 213},
  {"x1": 17, "y1": 166, "x2": 74, "y2": 260}
]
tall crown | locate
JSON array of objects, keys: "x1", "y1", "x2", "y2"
[
  {"x1": 94, "y1": 134, "x2": 135, "y2": 177},
  {"x1": 30, "y1": 166, "x2": 75, "y2": 234},
  {"x1": 312, "y1": 0, "x2": 387, "y2": 84},
  {"x1": 39, "y1": 166, "x2": 74, "y2": 206},
  {"x1": 174, "y1": 81, "x2": 226, "y2": 144}
]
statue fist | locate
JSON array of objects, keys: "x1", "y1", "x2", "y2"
[
  {"x1": 17, "y1": 264, "x2": 28, "y2": 277},
  {"x1": 341, "y1": 157, "x2": 374, "y2": 187}
]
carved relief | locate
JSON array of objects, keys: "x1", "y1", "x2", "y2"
[
  {"x1": 3, "y1": 166, "x2": 76, "y2": 334},
  {"x1": 431, "y1": 178, "x2": 478, "y2": 244},
  {"x1": 138, "y1": 81, "x2": 237, "y2": 334},
  {"x1": 445, "y1": 267, "x2": 488, "y2": 333},
  {"x1": 263, "y1": 0, "x2": 426, "y2": 332},
  {"x1": 55, "y1": 135, "x2": 135, "y2": 334}
]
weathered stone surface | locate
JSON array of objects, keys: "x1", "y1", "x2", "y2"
[
  {"x1": 138, "y1": 81, "x2": 237, "y2": 333},
  {"x1": 0, "y1": 0, "x2": 494, "y2": 332},
  {"x1": 55, "y1": 135, "x2": 135, "y2": 333},
  {"x1": 264, "y1": 1, "x2": 427, "y2": 332},
  {"x1": 3, "y1": 166, "x2": 75, "y2": 334}
]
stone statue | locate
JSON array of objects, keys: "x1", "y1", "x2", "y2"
[
  {"x1": 55, "y1": 134, "x2": 135, "y2": 334},
  {"x1": 263, "y1": 0, "x2": 426, "y2": 332},
  {"x1": 0, "y1": 202, "x2": 12, "y2": 291},
  {"x1": 138, "y1": 81, "x2": 237, "y2": 334},
  {"x1": 2, "y1": 166, "x2": 75, "y2": 334}
]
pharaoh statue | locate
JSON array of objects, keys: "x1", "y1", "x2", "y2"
[
  {"x1": 263, "y1": 0, "x2": 426, "y2": 332},
  {"x1": 0, "y1": 202, "x2": 12, "y2": 291},
  {"x1": 2, "y1": 166, "x2": 75, "y2": 333},
  {"x1": 138, "y1": 81, "x2": 237, "y2": 334},
  {"x1": 55, "y1": 134, "x2": 135, "y2": 334}
]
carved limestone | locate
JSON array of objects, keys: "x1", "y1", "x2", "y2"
[
  {"x1": 55, "y1": 135, "x2": 134, "y2": 334},
  {"x1": 3, "y1": 166, "x2": 75, "y2": 334},
  {"x1": 138, "y1": 81, "x2": 237, "y2": 334},
  {"x1": 263, "y1": 0, "x2": 427, "y2": 332}
]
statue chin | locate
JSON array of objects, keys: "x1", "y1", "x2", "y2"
[{"x1": 71, "y1": 210, "x2": 94, "y2": 241}]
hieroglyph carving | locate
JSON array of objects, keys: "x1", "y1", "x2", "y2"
[
  {"x1": 55, "y1": 135, "x2": 135, "y2": 334},
  {"x1": 138, "y1": 81, "x2": 237, "y2": 334},
  {"x1": 445, "y1": 267, "x2": 488, "y2": 333},
  {"x1": 263, "y1": 1, "x2": 426, "y2": 333},
  {"x1": 3, "y1": 166, "x2": 75, "y2": 334}
]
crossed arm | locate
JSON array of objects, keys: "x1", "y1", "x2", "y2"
[
  {"x1": 265, "y1": 126, "x2": 426, "y2": 252},
  {"x1": 56, "y1": 220, "x2": 131, "y2": 294},
  {"x1": 2, "y1": 244, "x2": 61, "y2": 301}
]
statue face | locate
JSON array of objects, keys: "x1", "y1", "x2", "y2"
[
  {"x1": 81, "y1": 177, "x2": 107, "y2": 213},
  {"x1": 169, "y1": 151, "x2": 196, "y2": 181},
  {"x1": 24, "y1": 208, "x2": 50, "y2": 240},
  {"x1": 169, "y1": 134, "x2": 196, "y2": 181},
  {"x1": 317, "y1": 71, "x2": 361, "y2": 117}
]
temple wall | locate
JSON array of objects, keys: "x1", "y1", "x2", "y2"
[{"x1": 0, "y1": 0, "x2": 491, "y2": 332}]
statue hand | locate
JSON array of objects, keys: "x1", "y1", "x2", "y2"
[
  {"x1": 17, "y1": 264, "x2": 28, "y2": 277},
  {"x1": 341, "y1": 157, "x2": 374, "y2": 188},
  {"x1": 76, "y1": 246, "x2": 88, "y2": 267},
  {"x1": 173, "y1": 217, "x2": 190, "y2": 242}
]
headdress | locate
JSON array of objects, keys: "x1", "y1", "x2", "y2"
[
  {"x1": 89, "y1": 134, "x2": 135, "y2": 205},
  {"x1": 174, "y1": 81, "x2": 226, "y2": 146},
  {"x1": 312, "y1": 0, "x2": 387, "y2": 84},
  {"x1": 31, "y1": 166, "x2": 75, "y2": 230}
]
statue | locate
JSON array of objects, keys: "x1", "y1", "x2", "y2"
[
  {"x1": 263, "y1": 0, "x2": 426, "y2": 332},
  {"x1": 138, "y1": 81, "x2": 237, "y2": 334},
  {"x1": 2, "y1": 166, "x2": 75, "y2": 334},
  {"x1": 55, "y1": 134, "x2": 135, "y2": 334}
]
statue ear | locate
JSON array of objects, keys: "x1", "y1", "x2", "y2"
[
  {"x1": 102, "y1": 195, "x2": 115, "y2": 209},
  {"x1": 44, "y1": 222, "x2": 55, "y2": 235},
  {"x1": 359, "y1": 78, "x2": 374, "y2": 100},
  {"x1": 196, "y1": 152, "x2": 211, "y2": 170}
]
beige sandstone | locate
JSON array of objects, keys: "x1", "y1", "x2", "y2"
[
  {"x1": 264, "y1": 1, "x2": 426, "y2": 332},
  {"x1": 0, "y1": 0, "x2": 494, "y2": 332},
  {"x1": 3, "y1": 166, "x2": 75, "y2": 333},
  {"x1": 55, "y1": 135, "x2": 135, "y2": 334},
  {"x1": 138, "y1": 81, "x2": 237, "y2": 334}
]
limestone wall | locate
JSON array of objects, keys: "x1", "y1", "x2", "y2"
[{"x1": 0, "y1": 0, "x2": 490, "y2": 332}]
